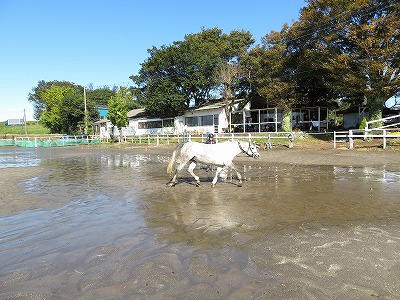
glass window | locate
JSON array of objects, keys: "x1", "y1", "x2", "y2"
[
  {"x1": 200, "y1": 115, "x2": 213, "y2": 126},
  {"x1": 185, "y1": 116, "x2": 198, "y2": 126},
  {"x1": 138, "y1": 120, "x2": 162, "y2": 129},
  {"x1": 163, "y1": 118, "x2": 174, "y2": 127}
]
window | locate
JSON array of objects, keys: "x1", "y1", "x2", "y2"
[
  {"x1": 185, "y1": 116, "x2": 198, "y2": 126},
  {"x1": 185, "y1": 114, "x2": 217, "y2": 127},
  {"x1": 163, "y1": 118, "x2": 174, "y2": 127},
  {"x1": 200, "y1": 115, "x2": 213, "y2": 126},
  {"x1": 138, "y1": 120, "x2": 162, "y2": 129}
]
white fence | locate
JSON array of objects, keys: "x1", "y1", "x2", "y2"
[
  {"x1": 334, "y1": 129, "x2": 400, "y2": 149},
  {"x1": 114, "y1": 132, "x2": 297, "y2": 148}
]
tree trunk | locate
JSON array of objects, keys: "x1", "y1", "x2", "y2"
[
  {"x1": 222, "y1": 97, "x2": 231, "y2": 132},
  {"x1": 118, "y1": 128, "x2": 123, "y2": 142}
]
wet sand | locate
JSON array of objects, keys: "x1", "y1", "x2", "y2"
[{"x1": 1, "y1": 144, "x2": 400, "y2": 299}]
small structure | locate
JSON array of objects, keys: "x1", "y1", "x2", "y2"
[
  {"x1": 292, "y1": 107, "x2": 331, "y2": 132},
  {"x1": 5, "y1": 119, "x2": 24, "y2": 126},
  {"x1": 337, "y1": 106, "x2": 368, "y2": 130},
  {"x1": 231, "y1": 106, "x2": 331, "y2": 133}
]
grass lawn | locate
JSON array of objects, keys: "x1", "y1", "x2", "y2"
[{"x1": 0, "y1": 121, "x2": 50, "y2": 135}]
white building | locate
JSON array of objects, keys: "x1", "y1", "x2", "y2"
[{"x1": 124, "y1": 100, "x2": 249, "y2": 136}]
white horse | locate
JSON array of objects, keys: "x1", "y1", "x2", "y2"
[{"x1": 167, "y1": 140, "x2": 260, "y2": 187}]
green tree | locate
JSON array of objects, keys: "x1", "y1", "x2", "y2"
[
  {"x1": 28, "y1": 80, "x2": 82, "y2": 120},
  {"x1": 107, "y1": 87, "x2": 130, "y2": 140},
  {"x1": 242, "y1": 26, "x2": 299, "y2": 132},
  {"x1": 87, "y1": 86, "x2": 116, "y2": 106},
  {"x1": 40, "y1": 85, "x2": 74, "y2": 133},
  {"x1": 131, "y1": 28, "x2": 254, "y2": 116},
  {"x1": 293, "y1": 0, "x2": 400, "y2": 127},
  {"x1": 60, "y1": 90, "x2": 99, "y2": 134},
  {"x1": 29, "y1": 80, "x2": 100, "y2": 134}
]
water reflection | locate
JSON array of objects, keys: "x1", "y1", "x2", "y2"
[
  {"x1": 2, "y1": 149, "x2": 400, "y2": 298},
  {"x1": 141, "y1": 163, "x2": 400, "y2": 249},
  {"x1": 0, "y1": 148, "x2": 41, "y2": 168}
]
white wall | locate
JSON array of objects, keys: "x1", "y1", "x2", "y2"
[{"x1": 182, "y1": 107, "x2": 227, "y2": 134}]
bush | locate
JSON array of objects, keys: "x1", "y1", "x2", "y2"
[{"x1": 359, "y1": 117, "x2": 367, "y2": 130}]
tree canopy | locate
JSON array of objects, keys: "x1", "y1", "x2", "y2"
[
  {"x1": 28, "y1": 81, "x2": 110, "y2": 134},
  {"x1": 107, "y1": 86, "x2": 131, "y2": 140},
  {"x1": 289, "y1": 0, "x2": 400, "y2": 124},
  {"x1": 131, "y1": 28, "x2": 254, "y2": 116}
]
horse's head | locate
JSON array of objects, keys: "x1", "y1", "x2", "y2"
[{"x1": 238, "y1": 141, "x2": 260, "y2": 159}]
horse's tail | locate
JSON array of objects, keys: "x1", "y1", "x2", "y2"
[{"x1": 167, "y1": 143, "x2": 184, "y2": 174}]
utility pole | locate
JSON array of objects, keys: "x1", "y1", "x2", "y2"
[
  {"x1": 84, "y1": 87, "x2": 88, "y2": 134},
  {"x1": 23, "y1": 108, "x2": 28, "y2": 134}
]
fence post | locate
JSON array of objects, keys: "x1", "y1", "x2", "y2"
[
  {"x1": 364, "y1": 124, "x2": 368, "y2": 140},
  {"x1": 333, "y1": 131, "x2": 336, "y2": 149},
  {"x1": 156, "y1": 135, "x2": 159, "y2": 145},
  {"x1": 348, "y1": 130, "x2": 353, "y2": 149},
  {"x1": 383, "y1": 129, "x2": 386, "y2": 149},
  {"x1": 266, "y1": 134, "x2": 272, "y2": 149}
]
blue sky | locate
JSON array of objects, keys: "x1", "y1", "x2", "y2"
[{"x1": 0, "y1": 0, "x2": 306, "y2": 121}]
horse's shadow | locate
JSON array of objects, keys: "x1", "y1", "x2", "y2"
[{"x1": 167, "y1": 176, "x2": 242, "y2": 187}]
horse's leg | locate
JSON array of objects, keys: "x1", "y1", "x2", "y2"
[
  {"x1": 228, "y1": 163, "x2": 243, "y2": 187},
  {"x1": 187, "y1": 160, "x2": 201, "y2": 186},
  {"x1": 211, "y1": 166, "x2": 223, "y2": 187},
  {"x1": 167, "y1": 169, "x2": 179, "y2": 186},
  {"x1": 167, "y1": 161, "x2": 188, "y2": 186}
]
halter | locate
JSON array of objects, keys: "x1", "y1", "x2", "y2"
[{"x1": 237, "y1": 141, "x2": 256, "y2": 157}]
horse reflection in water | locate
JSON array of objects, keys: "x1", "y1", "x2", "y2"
[{"x1": 167, "y1": 140, "x2": 260, "y2": 187}]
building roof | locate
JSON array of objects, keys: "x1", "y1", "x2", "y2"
[
  {"x1": 188, "y1": 99, "x2": 246, "y2": 112},
  {"x1": 336, "y1": 106, "x2": 367, "y2": 114},
  {"x1": 127, "y1": 108, "x2": 146, "y2": 118}
]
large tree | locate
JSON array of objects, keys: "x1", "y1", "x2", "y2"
[
  {"x1": 131, "y1": 28, "x2": 254, "y2": 116},
  {"x1": 60, "y1": 90, "x2": 98, "y2": 134},
  {"x1": 86, "y1": 86, "x2": 117, "y2": 106},
  {"x1": 40, "y1": 85, "x2": 73, "y2": 133},
  {"x1": 107, "y1": 86, "x2": 131, "y2": 140},
  {"x1": 28, "y1": 80, "x2": 82, "y2": 120},
  {"x1": 242, "y1": 26, "x2": 300, "y2": 132},
  {"x1": 292, "y1": 0, "x2": 400, "y2": 126},
  {"x1": 29, "y1": 80, "x2": 99, "y2": 134}
]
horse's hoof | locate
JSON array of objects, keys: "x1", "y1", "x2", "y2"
[
  {"x1": 196, "y1": 181, "x2": 201, "y2": 187},
  {"x1": 237, "y1": 182, "x2": 243, "y2": 187},
  {"x1": 167, "y1": 182, "x2": 175, "y2": 187}
]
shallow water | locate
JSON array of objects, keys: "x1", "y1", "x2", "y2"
[{"x1": 1, "y1": 147, "x2": 400, "y2": 299}]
